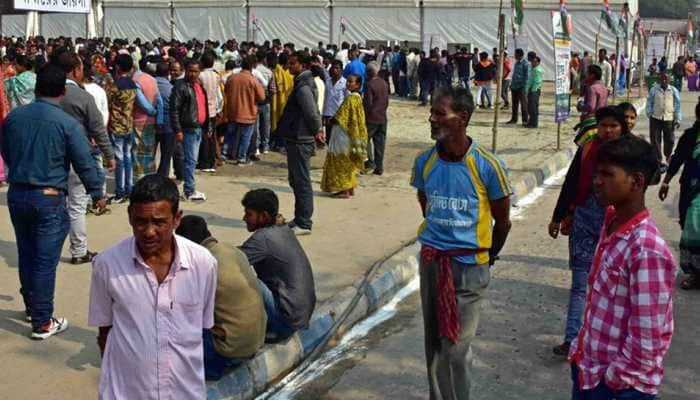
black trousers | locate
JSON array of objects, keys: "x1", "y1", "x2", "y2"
[
  {"x1": 511, "y1": 88, "x2": 528, "y2": 123},
  {"x1": 649, "y1": 117, "x2": 675, "y2": 162},
  {"x1": 527, "y1": 90, "x2": 541, "y2": 127},
  {"x1": 365, "y1": 122, "x2": 387, "y2": 174},
  {"x1": 286, "y1": 141, "x2": 315, "y2": 230},
  {"x1": 155, "y1": 128, "x2": 175, "y2": 178}
]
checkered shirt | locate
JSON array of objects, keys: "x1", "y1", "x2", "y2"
[{"x1": 568, "y1": 207, "x2": 676, "y2": 395}]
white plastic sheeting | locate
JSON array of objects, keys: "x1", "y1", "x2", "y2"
[
  {"x1": 173, "y1": 7, "x2": 246, "y2": 42},
  {"x1": 103, "y1": 7, "x2": 171, "y2": 39},
  {"x1": 332, "y1": 7, "x2": 420, "y2": 45},
  {"x1": 250, "y1": 7, "x2": 330, "y2": 47},
  {"x1": 1, "y1": 15, "x2": 26, "y2": 36},
  {"x1": 424, "y1": 8, "x2": 617, "y2": 80},
  {"x1": 41, "y1": 13, "x2": 87, "y2": 38}
]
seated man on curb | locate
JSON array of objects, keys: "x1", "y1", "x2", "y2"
[
  {"x1": 240, "y1": 188, "x2": 316, "y2": 341},
  {"x1": 175, "y1": 215, "x2": 266, "y2": 381}
]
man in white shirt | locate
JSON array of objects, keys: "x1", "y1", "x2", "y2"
[{"x1": 646, "y1": 73, "x2": 682, "y2": 169}]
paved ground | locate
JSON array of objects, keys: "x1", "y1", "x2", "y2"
[
  {"x1": 0, "y1": 84, "x2": 599, "y2": 398},
  {"x1": 291, "y1": 91, "x2": 700, "y2": 400}
]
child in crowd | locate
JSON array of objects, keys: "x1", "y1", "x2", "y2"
[{"x1": 569, "y1": 135, "x2": 676, "y2": 400}]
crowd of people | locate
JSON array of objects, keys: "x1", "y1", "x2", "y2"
[{"x1": 0, "y1": 32, "x2": 694, "y2": 400}]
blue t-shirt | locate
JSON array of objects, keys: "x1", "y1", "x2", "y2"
[{"x1": 410, "y1": 142, "x2": 511, "y2": 264}]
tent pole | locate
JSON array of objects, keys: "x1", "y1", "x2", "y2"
[
  {"x1": 170, "y1": 1, "x2": 175, "y2": 42},
  {"x1": 246, "y1": 2, "x2": 251, "y2": 42},
  {"x1": 329, "y1": 1, "x2": 334, "y2": 46},
  {"x1": 419, "y1": 1, "x2": 424, "y2": 52}
]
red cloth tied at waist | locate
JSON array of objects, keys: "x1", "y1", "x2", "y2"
[{"x1": 420, "y1": 245, "x2": 486, "y2": 343}]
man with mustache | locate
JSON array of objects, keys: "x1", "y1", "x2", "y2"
[{"x1": 410, "y1": 86, "x2": 512, "y2": 400}]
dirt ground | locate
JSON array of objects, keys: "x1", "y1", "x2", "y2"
[{"x1": 218, "y1": 82, "x2": 579, "y2": 194}]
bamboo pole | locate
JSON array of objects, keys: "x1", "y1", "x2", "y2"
[{"x1": 492, "y1": 11, "x2": 506, "y2": 153}]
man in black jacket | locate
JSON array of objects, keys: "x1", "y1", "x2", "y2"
[
  {"x1": 277, "y1": 51, "x2": 323, "y2": 235},
  {"x1": 170, "y1": 59, "x2": 211, "y2": 202}
]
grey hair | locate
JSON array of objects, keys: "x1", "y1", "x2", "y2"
[{"x1": 366, "y1": 61, "x2": 380, "y2": 76}]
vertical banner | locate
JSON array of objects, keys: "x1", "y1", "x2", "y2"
[{"x1": 552, "y1": 11, "x2": 572, "y2": 123}]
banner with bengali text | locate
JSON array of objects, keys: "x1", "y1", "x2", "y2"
[{"x1": 14, "y1": 0, "x2": 91, "y2": 14}]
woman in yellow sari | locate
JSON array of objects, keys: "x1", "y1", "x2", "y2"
[{"x1": 321, "y1": 75, "x2": 368, "y2": 198}]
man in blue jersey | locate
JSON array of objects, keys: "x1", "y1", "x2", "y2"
[{"x1": 410, "y1": 85, "x2": 512, "y2": 400}]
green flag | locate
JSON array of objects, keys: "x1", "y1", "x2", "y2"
[{"x1": 514, "y1": 0, "x2": 524, "y2": 27}]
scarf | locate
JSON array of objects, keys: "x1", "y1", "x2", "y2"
[{"x1": 420, "y1": 245, "x2": 484, "y2": 343}]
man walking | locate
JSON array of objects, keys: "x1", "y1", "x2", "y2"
[
  {"x1": 454, "y1": 47, "x2": 472, "y2": 89},
  {"x1": 364, "y1": 61, "x2": 390, "y2": 176},
  {"x1": 88, "y1": 174, "x2": 216, "y2": 399},
  {"x1": 525, "y1": 56, "x2": 543, "y2": 129},
  {"x1": 170, "y1": 59, "x2": 210, "y2": 201},
  {"x1": 2, "y1": 64, "x2": 107, "y2": 339},
  {"x1": 646, "y1": 72, "x2": 681, "y2": 170},
  {"x1": 411, "y1": 86, "x2": 511, "y2": 400},
  {"x1": 507, "y1": 48, "x2": 529, "y2": 125},
  {"x1": 277, "y1": 51, "x2": 323, "y2": 235},
  {"x1": 499, "y1": 51, "x2": 512, "y2": 109},
  {"x1": 53, "y1": 50, "x2": 116, "y2": 265}
]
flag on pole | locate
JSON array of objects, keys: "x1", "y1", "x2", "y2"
[
  {"x1": 601, "y1": 0, "x2": 618, "y2": 35},
  {"x1": 617, "y1": 3, "x2": 629, "y2": 36},
  {"x1": 513, "y1": 0, "x2": 525, "y2": 28},
  {"x1": 560, "y1": 0, "x2": 571, "y2": 36},
  {"x1": 340, "y1": 17, "x2": 347, "y2": 35},
  {"x1": 688, "y1": 17, "x2": 695, "y2": 47}
]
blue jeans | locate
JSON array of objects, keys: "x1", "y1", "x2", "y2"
[
  {"x1": 571, "y1": 364, "x2": 656, "y2": 400},
  {"x1": 459, "y1": 75, "x2": 470, "y2": 89},
  {"x1": 259, "y1": 279, "x2": 294, "y2": 339},
  {"x1": 565, "y1": 267, "x2": 589, "y2": 343},
  {"x1": 255, "y1": 104, "x2": 271, "y2": 152},
  {"x1": 182, "y1": 128, "x2": 202, "y2": 196},
  {"x1": 202, "y1": 329, "x2": 246, "y2": 381},
  {"x1": 565, "y1": 197, "x2": 605, "y2": 343},
  {"x1": 111, "y1": 133, "x2": 133, "y2": 199},
  {"x1": 7, "y1": 185, "x2": 70, "y2": 329},
  {"x1": 224, "y1": 122, "x2": 255, "y2": 162},
  {"x1": 477, "y1": 84, "x2": 492, "y2": 106}
]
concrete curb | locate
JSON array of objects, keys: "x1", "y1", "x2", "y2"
[{"x1": 208, "y1": 98, "x2": 647, "y2": 400}]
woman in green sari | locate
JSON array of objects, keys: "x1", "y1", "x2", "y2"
[{"x1": 4, "y1": 55, "x2": 35, "y2": 110}]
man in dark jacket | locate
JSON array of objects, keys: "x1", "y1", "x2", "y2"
[
  {"x1": 170, "y1": 59, "x2": 211, "y2": 202},
  {"x1": 418, "y1": 52, "x2": 440, "y2": 106},
  {"x1": 277, "y1": 51, "x2": 323, "y2": 235},
  {"x1": 240, "y1": 189, "x2": 316, "y2": 340}
]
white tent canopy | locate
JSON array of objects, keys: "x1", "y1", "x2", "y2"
[{"x1": 1, "y1": 0, "x2": 636, "y2": 78}]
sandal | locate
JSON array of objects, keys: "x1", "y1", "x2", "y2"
[
  {"x1": 552, "y1": 341, "x2": 570, "y2": 357},
  {"x1": 680, "y1": 274, "x2": 700, "y2": 290}
]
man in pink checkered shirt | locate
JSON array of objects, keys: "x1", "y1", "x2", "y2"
[{"x1": 568, "y1": 135, "x2": 676, "y2": 400}]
